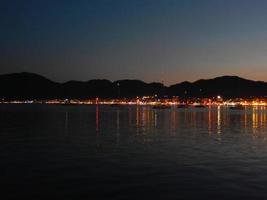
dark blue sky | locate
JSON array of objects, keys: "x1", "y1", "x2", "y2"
[{"x1": 1, "y1": 0, "x2": 267, "y2": 85}]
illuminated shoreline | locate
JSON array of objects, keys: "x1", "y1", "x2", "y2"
[{"x1": 1, "y1": 96, "x2": 267, "y2": 107}]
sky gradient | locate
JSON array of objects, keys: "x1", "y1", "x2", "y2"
[{"x1": 1, "y1": 0, "x2": 267, "y2": 85}]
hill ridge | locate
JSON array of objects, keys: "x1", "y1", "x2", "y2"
[{"x1": 0, "y1": 72, "x2": 266, "y2": 99}]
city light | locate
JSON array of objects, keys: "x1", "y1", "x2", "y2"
[{"x1": 1, "y1": 96, "x2": 267, "y2": 107}]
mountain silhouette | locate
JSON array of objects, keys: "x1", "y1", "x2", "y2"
[
  {"x1": 169, "y1": 76, "x2": 267, "y2": 98},
  {"x1": 0, "y1": 72, "x2": 267, "y2": 100}
]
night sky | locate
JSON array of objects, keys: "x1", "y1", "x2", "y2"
[{"x1": 1, "y1": 0, "x2": 267, "y2": 85}]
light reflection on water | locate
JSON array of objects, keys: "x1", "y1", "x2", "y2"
[
  {"x1": 1, "y1": 104, "x2": 267, "y2": 199},
  {"x1": 92, "y1": 105, "x2": 267, "y2": 140}
]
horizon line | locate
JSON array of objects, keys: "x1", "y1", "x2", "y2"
[{"x1": 0, "y1": 71, "x2": 265, "y2": 86}]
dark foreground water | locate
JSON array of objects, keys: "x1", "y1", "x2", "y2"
[{"x1": 1, "y1": 104, "x2": 267, "y2": 199}]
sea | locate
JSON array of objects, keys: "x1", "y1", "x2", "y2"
[{"x1": 1, "y1": 104, "x2": 267, "y2": 199}]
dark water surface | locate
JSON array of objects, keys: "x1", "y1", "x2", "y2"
[{"x1": 1, "y1": 104, "x2": 267, "y2": 199}]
